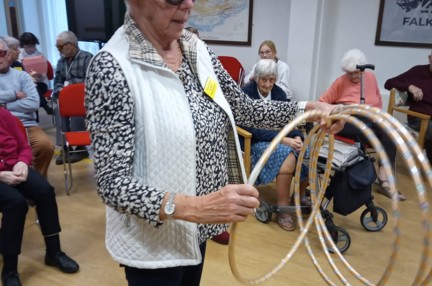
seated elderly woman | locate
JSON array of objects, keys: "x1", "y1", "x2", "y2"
[
  {"x1": 245, "y1": 40, "x2": 292, "y2": 99},
  {"x1": 319, "y1": 49, "x2": 405, "y2": 201},
  {"x1": 241, "y1": 59, "x2": 309, "y2": 231},
  {"x1": 0, "y1": 108, "x2": 79, "y2": 286}
]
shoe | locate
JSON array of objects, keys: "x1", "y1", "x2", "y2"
[
  {"x1": 55, "y1": 151, "x2": 65, "y2": 165},
  {"x1": 45, "y1": 251, "x2": 79, "y2": 273},
  {"x1": 55, "y1": 148, "x2": 88, "y2": 165},
  {"x1": 375, "y1": 178, "x2": 406, "y2": 201},
  {"x1": 277, "y1": 213, "x2": 296, "y2": 231},
  {"x1": 211, "y1": 231, "x2": 230, "y2": 245},
  {"x1": 68, "y1": 151, "x2": 89, "y2": 163},
  {"x1": 1, "y1": 272, "x2": 21, "y2": 286}
]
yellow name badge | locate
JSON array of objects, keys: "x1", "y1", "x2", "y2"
[{"x1": 204, "y1": 77, "x2": 218, "y2": 99}]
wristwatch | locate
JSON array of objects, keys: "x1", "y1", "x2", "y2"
[{"x1": 164, "y1": 192, "x2": 176, "y2": 219}]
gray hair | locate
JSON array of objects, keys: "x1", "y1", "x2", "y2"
[
  {"x1": 0, "y1": 37, "x2": 8, "y2": 50},
  {"x1": 340, "y1": 49, "x2": 367, "y2": 72},
  {"x1": 254, "y1": 59, "x2": 278, "y2": 81},
  {"x1": 3, "y1": 36, "x2": 20, "y2": 49},
  {"x1": 57, "y1": 31, "x2": 78, "y2": 46}
]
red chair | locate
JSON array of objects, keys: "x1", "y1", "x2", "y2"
[
  {"x1": 218, "y1": 56, "x2": 245, "y2": 86},
  {"x1": 58, "y1": 83, "x2": 92, "y2": 194},
  {"x1": 42, "y1": 60, "x2": 54, "y2": 102}
]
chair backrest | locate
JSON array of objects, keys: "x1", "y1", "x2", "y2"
[
  {"x1": 58, "y1": 83, "x2": 86, "y2": 117},
  {"x1": 218, "y1": 56, "x2": 245, "y2": 86},
  {"x1": 387, "y1": 88, "x2": 430, "y2": 149},
  {"x1": 46, "y1": 60, "x2": 54, "y2": 80}
]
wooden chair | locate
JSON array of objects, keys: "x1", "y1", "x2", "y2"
[
  {"x1": 58, "y1": 83, "x2": 92, "y2": 194},
  {"x1": 218, "y1": 56, "x2": 251, "y2": 177},
  {"x1": 387, "y1": 88, "x2": 430, "y2": 149},
  {"x1": 236, "y1": 126, "x2": 252, "y2": 178}
]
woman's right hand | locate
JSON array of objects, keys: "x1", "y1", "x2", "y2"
[{"x1": 177, "y1": 184, "x2": 260, "y2": 224}]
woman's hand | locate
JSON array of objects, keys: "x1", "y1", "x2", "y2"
[
  {"x1": 13, "y1": 161, "x2": 28, "y2": 181},
  {"x1": 0, "y1": 171, "x2": 26, "y2": 185},
  {"x1": 281, "y1": 136, "x2": 303, "y2": 151},
  {"x1": 30, "y1": 71, "x2": 44, "y2": 82},
  {"x1": 305, "y1": 102, "x2": 345, "y2": 134},
  {"x1": 174, "y1": 184, "x2": 260, "y2": 224}
]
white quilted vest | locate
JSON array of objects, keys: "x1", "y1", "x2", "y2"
[{"x1": 99, "y1": 27, "x2": 246, "y2": 269}]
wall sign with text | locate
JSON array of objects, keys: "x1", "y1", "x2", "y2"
[{"x1": 375, "y1": 0, "x2": 432, "y2": 48}]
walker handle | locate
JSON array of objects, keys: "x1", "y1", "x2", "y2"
[{"x1": 356, "y1": 64, "x2": 375, "y2": 71}]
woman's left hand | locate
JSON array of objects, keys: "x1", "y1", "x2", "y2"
[
  {"x1": 13, "y1": 161, "x2": 28, "y2": 181},
  {"x1": 305, "y1": 102, "x2": 345, "y2": 134}
]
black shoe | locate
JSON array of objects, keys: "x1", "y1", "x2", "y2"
[
  {"x1": 68, "y1": 151, "x2": 89, "y2": 163},
  {"x1": 2, "y1": 272, "x2": 21, "y2": 286},
  {"x1": 45, "y1": 251, "x2": 79, "y2": 274}
]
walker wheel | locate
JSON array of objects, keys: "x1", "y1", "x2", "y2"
[
  {"x1": 360, "y1": 206, "x2": 388, "y2": 231},
  {"x1": 328, "y1": 226, "x2": 351, "y2": 254},
  {"x1": 255, "y1": 200, "x2": 272, "y2": 224}
]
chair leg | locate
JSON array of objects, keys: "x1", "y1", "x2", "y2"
[{"x1": 62, "y1": 144, "x2": 73, "y2": 195}]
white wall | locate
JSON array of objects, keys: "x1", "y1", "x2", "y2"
[
  {"x1": 290, "y1": 0, "x2": 429, "y2": 102},
  {"x1": 0, "y1": 2, "x2": 7, "y2": 36},
  {"x1": 208, "y1": 0, "x2": 291, "y2": 78}
]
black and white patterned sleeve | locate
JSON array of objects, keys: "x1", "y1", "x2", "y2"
[
  {"x1": 85, "y1": 51, "x2": 164, "y2": 227},
  {"x1": 206, "y1": 47, "x2": 301, "y2": 130}
]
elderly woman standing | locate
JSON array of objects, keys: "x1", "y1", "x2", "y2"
[
  {"x1": 319, "y1": 49, "x2": 405, "y2": 201},
  {"x1": 242, "y1": 59, "x2": 309, "y2": 231},
  {"x1": 245, "y1": 40, "x2": 292, "y2": 99},
  {"x1": 85, "y1": 1, "x2": 341, "y2": 285}
]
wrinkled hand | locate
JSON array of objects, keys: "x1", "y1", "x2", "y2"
[
  {"x1": 306, "y1": 102, "x2": 346, "y2": 134},
  {"x1": 0, "y1": 170, "x2": 26, "y2": 185},
  {"x1": 30, "y1": 71, "x2": 44, "y2": 82},
  {"x1": 282, "y1": 136, "x2": 303, "y2": 151},
  {"x1": 199, "y1": 184, "x2": 260, "y2": 224},
  {"x1": 13, "y1": 161, "x2": 28, "y2": 181},
  {"x1": 408, "y1": 85, "x2": 423, "y2": 101}
]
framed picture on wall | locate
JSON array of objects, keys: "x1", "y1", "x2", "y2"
[
  {"x1": 375, "y1": 0, "x2": 432, "y2": 48},
  {"x1": 187, "y1": 0, "x2": 253, "y2": 46}
]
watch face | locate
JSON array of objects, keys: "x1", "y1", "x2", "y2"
[{"x1": 165, "y1": 204, "x2": 175, "y2": 215}]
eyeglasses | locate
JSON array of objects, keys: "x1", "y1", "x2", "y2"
[
  {"x1": 259, "y1": 49, "x2": 272, "y2": 56},
  {"x1": 0, "y1": 50, "x2": 8, "y2": 58},
  {"x1": 56, "y1": 42, "x2": 70, "y2": 51},
  {"x1": 159, "y1": 0, "x2": 196, "y2": 6}
]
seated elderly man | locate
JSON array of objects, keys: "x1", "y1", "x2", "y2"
[
  {"x1": 0, "y1": 37, "x2": 54, "y2": 178},
  {"x1": 52, "y1": 31, "x2": 93, "y2": 165},
  {"x1": 384, "y1": 50, "x2": 432, "y2": 163}
]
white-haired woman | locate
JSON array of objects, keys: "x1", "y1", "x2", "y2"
[
  {"x1": 245, "y1": 40, "x2": 292, "y2": 99},
  {"x1": 242, "y1": 59, "x2": 310, "y2": 231},
  {"x1": 319, "y1": 49, "x2": 405, "y2": 201}
]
